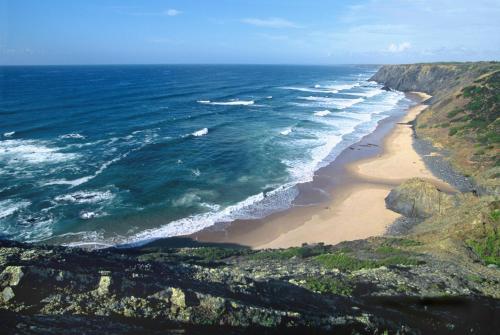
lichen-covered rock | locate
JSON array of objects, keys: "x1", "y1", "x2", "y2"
[
  {"x1": 170, "y1": 287, "x2": 186, "y2": 308},
  {"x1": 385, "y1": 178, "x2": 455, "y2": 218},
  {"x1": 1, "y1": 266, "x2": 24, "y2": 286},
  {"x1": 96, "y1": 274, "x2": 112, "y2": 296},
  {"x1": 1, "y1": 286, "x2": 15, "y2": 302},
  {"x1": 0, "y1": 234, "x2": 498, "y2": 334}
]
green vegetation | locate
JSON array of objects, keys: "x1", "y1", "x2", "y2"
[
  {"x1": 467, "y1": 232, "x2": 500, "y2": 266},
  {"x1": 249, "y1": 244, "x2": 329, "y2": 260},
  {"x1": 467, "y1": 210, "x2": 500, "y2": 266},
  {"x1": 391, "y1": 238, "x2": 423, "y2": 247},
  {"x1": 490, "y1": 209, "x2": 500, "y2": 221},
  {"x1": 447, "y1": 108, "x2": 463, "y2": 119},
  {"x1": 303, "y1": 277, "x2": 353, "y2": 296},
  {"x1": 449, "y1": 71, "x2": 499, "y2": 145},
  {"x1": 448, "y1": 127, "x2": 459, "y2": 136},
  {"x1": 314, "y1": 252, "x2": 378, "y2": 270},
  {"x1": 187, "y1": 247, "x2": 246, "y2": 261},
  {"x1": 313, "y1": 251, "x2": 423, "y2": 271}
]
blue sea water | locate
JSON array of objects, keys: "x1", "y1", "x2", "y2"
[{"x1": 0, "y1": 65, "x2": 410, "y2": 246}]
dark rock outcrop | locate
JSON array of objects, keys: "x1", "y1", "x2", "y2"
[
  {"x1": 385, "y1": 178, "x2": 455, "y2": 218},
  {"x1": 0, "y1": 236, "x2": 499, "y2": 334}
]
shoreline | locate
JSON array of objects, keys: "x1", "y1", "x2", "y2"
[{"x1": 190, "y1": 92, "x2": 455, "y2": 249}]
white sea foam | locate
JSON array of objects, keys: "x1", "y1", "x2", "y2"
[
  {"x1": 192, "y1": 128, "x2": 208, "y2": 137},
  {"x1": 79, "y1": 210, "x2": 106, "y2": 220},
  {"x1": 42, "y1": 130, "x2": 157, "y2": 188},
  {"x1": 283, "y1": 82, "x2": 359, "y2": 94},
  {"x1": 0, "y1": 199, "x2": 31, "y2": 219},
  {"x1": 59, "y1": 133, "x2": 86, "y2": 140},
  {"x1": 280, "y1": 128, "x2": 293, "y2": 136},
  {"x1": 314, "y1": 110, "x2": 332, "y2": 117},
  {"x1": 121, "y1": 183, "x2": 299, "y2": 247},
  {"x1": 282, "y1": 86, "x2": 338, "y2": 94},
  {"x1": 296, "y1": 97, "x2": 364, "y2": 109},
  {"x1": 323, "y1": 83, "x2": 360, "y2": 91},
  {"x1": 343, "y1": 88, "x2": 382, "y2": 98},
  {"x1": 43, "y1": 151, "x2": 129, "y2": 187},
  {"x1": 197, "y1": 99, "x2": 254, "y2": 106},
  {"x1": 55, "y1": 190, "x2": 114, "y2": 204},
  {"x1": 3, "y1": 131, "x2": 15, "y2": 138},
  {"x1": 283, "y1": 133, "x2": 343, "y2": 185},
  {"x1": 0, "y1": 139, "x2": 79, "y2": 164}
]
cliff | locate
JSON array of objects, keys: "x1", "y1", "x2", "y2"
[
  {"x1": 370, "y1": 62, "x2": 498, "y2": 96},
  {"x1": 372, "y1": 62, "x2": 500, "y2": 194}
]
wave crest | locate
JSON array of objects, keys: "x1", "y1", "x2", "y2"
[
  {"x1": 192, "y1": 128, "x2": 208, "y2": 137},
  {"x1": 197, "y1": 99, "x2": 254, "y2": 106}
]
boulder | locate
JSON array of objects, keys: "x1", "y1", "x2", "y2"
[
  {"x1": 1, "y1": 266, "x2": 25, "y2": 286},
  {"x1": 385, "y1": 178, "x2": 454, "y2": 218},
  {"x1": 1, "y1": 287, "x2": 15, "y2": 302},
  {"x1": 170, "y1": 287, "x2": 187, "y2": 308},
  {"x1": 97, "y1": 274, "x2": 112, "y2": 296}
]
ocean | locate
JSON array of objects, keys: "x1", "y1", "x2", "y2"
[{"x1": 0, "y1": 65, "x2": 411, "y2": 247}]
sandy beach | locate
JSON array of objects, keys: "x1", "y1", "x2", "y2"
[{"x1": 192, "y1": 92, "x2": 454, "y2": 249}]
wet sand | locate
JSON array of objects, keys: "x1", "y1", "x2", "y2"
[{"x1": 191, "y1": 92, "x2": 454, "y2": 249}]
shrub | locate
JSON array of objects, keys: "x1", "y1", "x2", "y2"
[
  {"x1": 467, "y1": 227, "x2": 500, "y2": 266},
  {"x1": 251, "y1": 245, "x2": 328, "y2": 260},
  {"x1": 447, "y1": 108, "x2": 463, "y2": 118},
  {"x1": 189, "y1": 247, "x2": 245, "y2": 260},
  {"x1": 449, "y1": 127, "x2": 459, "y2": 136},
  {"x1": 314, "y1": 252, "x2": 378, "y2": 270},
  {"x1": 303, "y1": 277, "x2": 353, "y2": 296}
]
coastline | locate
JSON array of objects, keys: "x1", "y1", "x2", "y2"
[{"x1": 191, "y1": 92, "x2": 455, "y2": 248}]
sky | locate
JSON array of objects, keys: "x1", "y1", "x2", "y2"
[{"x1": 1, "y1": 0, "x2": 499, "y2": 65}]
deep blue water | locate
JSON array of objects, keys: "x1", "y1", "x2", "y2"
[{"x1": 0, "y1": 65, "x2": 410, "y2": 246}]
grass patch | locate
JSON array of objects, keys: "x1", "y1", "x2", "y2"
[
  {"x1": 393, "y1": 239, "x2": 423, "y2": 247},
  {"x1": 449, "y1": 127, "x2": 460, "y2": 136},
  {"x1": 188, "y1": 247, "x2": 246, "y2": 261},
  {"x1": 250, "y1": 245, "x2": 329, "y2": 260},
  {"x1": 314, "y1": 252, "x2": 378, "y2": 271},
  {"x1": 315, "y1": 250, "x2": 423, "y2": 271},
  {"x1": 447, "y1": 108, "x2": 463, "y2": 119},
  {"x1": 439, "y1": 122, "x2": 450, "y2": 128},
  {"x1": 303, "y1": 277, "x2": 353, "y2": 296},
  {"x1": 467, "y1": 228, "x2": 500, "y2": 266},
  {"x1": 375, "y1": 245, "x2": 400, "y2": 254},
  {"x1": 490, "y1": 209, "x2": 500, "y2": 221}
]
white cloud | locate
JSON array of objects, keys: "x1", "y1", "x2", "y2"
[
  {"x1": 241, "y1": 17, "x2": 300, "y2": 28},
  {"x1": 387, "y1": 42, "x2": 411, "y2": 52},
  {"x1": 165, "y1": 9, "x2": 182, "y2": 16}
]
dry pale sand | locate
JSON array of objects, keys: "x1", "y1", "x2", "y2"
[{"x1": 256, "y1": 92, "x2": 453, "y2": 249}]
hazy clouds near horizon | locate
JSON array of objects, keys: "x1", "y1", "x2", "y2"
[{"x1": 1, "y1": 0, "x2": 499, "y2": 65}]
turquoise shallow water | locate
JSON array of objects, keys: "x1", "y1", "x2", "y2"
[{"x1": 0, "y1": 65, "x2": 410, "y2": 246}]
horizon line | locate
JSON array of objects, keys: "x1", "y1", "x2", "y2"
[{"x1": 1, "y1": 60, "x2": 498, "y2": 67}]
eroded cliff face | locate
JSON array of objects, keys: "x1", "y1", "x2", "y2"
[{"x1": 370, "y1": 62, "x2": 497, "y2": 96}]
